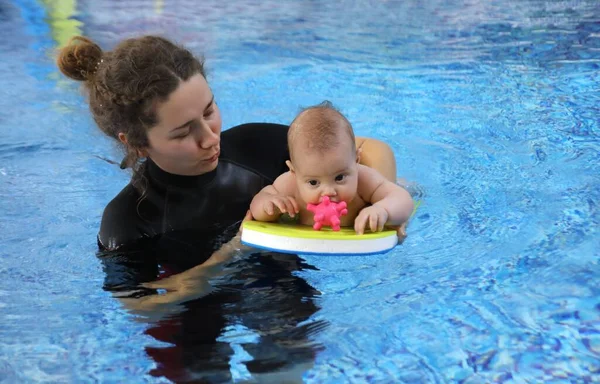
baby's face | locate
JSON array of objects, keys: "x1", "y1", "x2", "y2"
[{"x1": 291, "y1": 139, "x2": 358, "y2": 205}]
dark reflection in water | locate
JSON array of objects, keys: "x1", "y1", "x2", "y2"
[{"x1": 98, "y1": 228, "x2": 324, "y2": 383}]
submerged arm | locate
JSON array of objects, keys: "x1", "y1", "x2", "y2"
[
  {"x1": 110, "y1": 211, "x2": 256, "y2": 315},
  {"x1": 116, "y1": 234, "x2": 251, "y2": 315}
]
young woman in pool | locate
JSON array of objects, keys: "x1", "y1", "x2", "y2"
[
  {"x1": 57, "y1": 35, "x2": 409, "y2": 380},
  {"x1": 56, "y1": 35, "x2": 405, "y2": 260}
]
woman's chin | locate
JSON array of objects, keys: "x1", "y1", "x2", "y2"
[
  {"x1": 198, "y1": 159, "x2": 218, "y2": 174},
  {"x1": 178, "y1": 159, "x2": 219, "y2": 176}
]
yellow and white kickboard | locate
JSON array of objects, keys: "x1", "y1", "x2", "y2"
[{"x1": 241, "y1": 220, "x2": 398, "y2": 256}]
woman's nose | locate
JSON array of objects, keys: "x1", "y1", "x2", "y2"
[{"x1": 193, "y1": 120, "x2": 219, "y2": 149}]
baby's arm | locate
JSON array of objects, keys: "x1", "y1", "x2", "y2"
[
  {"x1": 249, "y1": 172, "x2": 299, "y2": 222},
  {"x1": 355, "y1": 165, "x2": 414, "y2": 234}
]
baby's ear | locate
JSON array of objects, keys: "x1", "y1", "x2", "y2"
[
  {"x1": 286, "y1": 160, "x2": 295, "y2": 173},
  {"x1": 356, "y1": 147, "x2": 362, "y2": 164}
]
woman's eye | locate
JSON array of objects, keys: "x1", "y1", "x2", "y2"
[
  {"x1": 174, "y1": 130, "x2": 190, "y2": 139},
  {"x1": 335, "y1": 174, "x2": 346, "y2": 182},
  {"x1": 203, "y1": 109, "x2": 214, "y2": 118},
  {"x1": 308, "y1": 180, "x2": 319, "y2": 186}
]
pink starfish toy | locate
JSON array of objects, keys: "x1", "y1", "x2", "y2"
[{"x1": 306, "y1": 196, "x2": 348, "y2": 231}]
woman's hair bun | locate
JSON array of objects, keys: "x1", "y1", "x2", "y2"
[{"x1": 56, "y1": 36, "x2": 103, "y2": 81}]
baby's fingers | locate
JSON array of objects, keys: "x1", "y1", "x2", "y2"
[
  {"x1": 369, "y1": 213, "x2": 380, "y2": 233},
  {"x1": 283, "y1": 197, "x2": 297, "y2": 217},
  {"x1": 264, "y1": 201, "x2": 276, "y2": 215},
  {"x1": 354, "y1": 212, "x2": 368, "y2": 235},
  {"x1": 379, "y1": 209, "x2": 389, "y2": 232},
  {"x1": 272, "y1": 198, "x2": 290, "y2": 214},
  {"x1": 288, "y1": 197, "x2": 300, "y2": 215}
]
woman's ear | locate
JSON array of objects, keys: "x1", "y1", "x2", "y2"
[
  {"x1": 118, "y1": 132, "x2": 128, "y2": 145},
  {"x1": 286, "y1": 160, "x2": 295, "y2": 173},
  {"x1": 119, "y1": 133, "x2": 148, "y2": 158}
]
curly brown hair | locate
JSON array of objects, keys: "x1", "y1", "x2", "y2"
[{"x1": 56, "y1": 35, "x2": 205, "y2": 176}]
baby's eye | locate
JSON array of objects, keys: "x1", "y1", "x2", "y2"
[
  {"x1": 308, "y1": 180, "x2": 319, "y2": 186},
  {"x1": 335, "y1": 174, "x2": 346, "y2": 182}
]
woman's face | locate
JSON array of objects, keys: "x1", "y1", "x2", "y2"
[{"x1": 144, "y1": 74, "x2": 222, "y2": 176}]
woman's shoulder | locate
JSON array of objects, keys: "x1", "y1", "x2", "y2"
[
  {"x1": 220, "y1": 122, "x2": 290, "y2": 181},
  {"x1": 97, "y1": 184, "x2": 147, "y2": 250},
  {"x1": 222, "y1": 122, "x2": 289, "y2": 148}
]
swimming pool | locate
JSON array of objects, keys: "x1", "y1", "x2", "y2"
[{"x1": 1, "y1": 0, "x2": 598, "y2": 382}]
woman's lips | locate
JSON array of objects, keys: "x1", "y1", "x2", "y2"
[{"x1": 204, "y1": 150, "x2": 220, "y2": 163}]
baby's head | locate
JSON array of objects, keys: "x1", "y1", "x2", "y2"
[{"x1": 286, "y1": 101, "x2": 359, "y2": 205}]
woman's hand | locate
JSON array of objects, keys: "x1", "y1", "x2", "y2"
[
  {"x1": 141, "y1": 270, "x2": 212, "y2": 295},
  {"x1": 390, "y1": 222, "x2": 408, "y2": 243}
]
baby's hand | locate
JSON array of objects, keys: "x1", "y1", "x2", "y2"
[
  {"x1": 262, "y1": 195, "x2": 299, "y2": 217},
  {"x1": 354, "y1": 205, "x2": 389, "y2": 234}
]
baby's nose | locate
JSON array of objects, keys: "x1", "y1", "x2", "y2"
[{"x1": 321, "y1": 186, "x2": 337, "y2": 197}]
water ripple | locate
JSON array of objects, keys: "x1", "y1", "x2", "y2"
[{"x1": 1, "y1": 0, "x2": 599, "y2": 382}]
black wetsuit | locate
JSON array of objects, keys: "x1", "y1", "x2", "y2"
[
  {"x1": 96, "y1": 123, "x2": 322, "y2": 382},
  {"x1": 98, "y1": 122, "x2": 291, "y2": 266}
]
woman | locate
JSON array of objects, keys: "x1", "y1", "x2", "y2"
[
  {"x1": 57, "y1": 35, "x2": 401, "y2": 259},
  {"x1": 57, "y1": 35, "x2": 403, "y2": 381}
]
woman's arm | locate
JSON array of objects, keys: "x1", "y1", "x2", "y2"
[
  {"x1": 113, "y1": 212, "x2": 255, "y2": 315},
  {"x1": 117, "y1": 233, "x2": 252, "y2": 315}
]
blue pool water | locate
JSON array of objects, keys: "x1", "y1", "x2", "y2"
[{"x1": 1, "y1": 0, "x2": 599, "y2": 382}]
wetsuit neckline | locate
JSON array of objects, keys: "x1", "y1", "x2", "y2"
[{"x1": 146, "y1": 158, "x2": 218, "y2": 189}]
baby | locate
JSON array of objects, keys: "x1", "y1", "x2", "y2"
[{"x1": 249, "y1": 102, "x2": 414, "y2": 235}]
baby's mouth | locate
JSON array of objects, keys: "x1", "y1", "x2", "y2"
[{"x1": 317, "y1": 196, "x2": 339, "y2": 203}]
